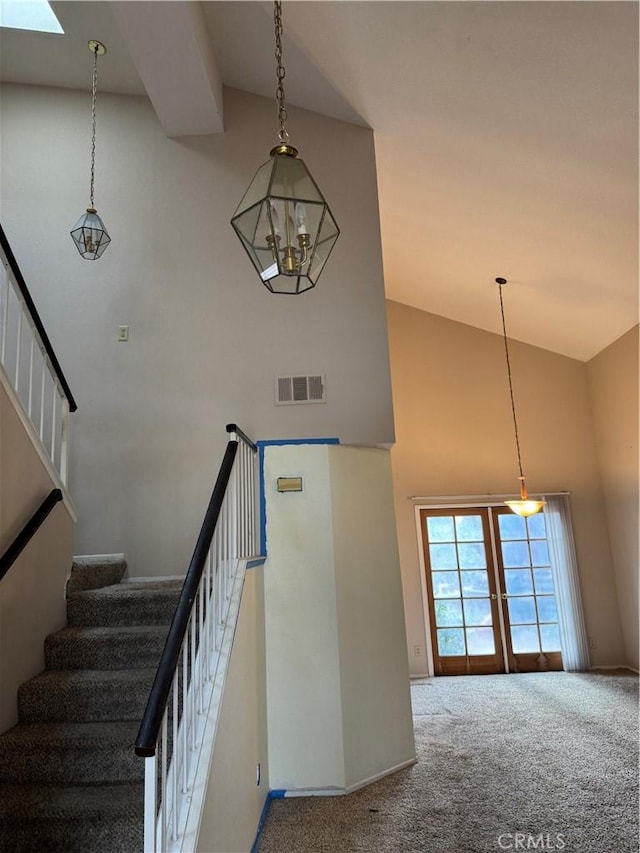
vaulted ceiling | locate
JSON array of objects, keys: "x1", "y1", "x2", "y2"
[{"x1": 1, "y1": 1, "x2": 637, "y2": 360}]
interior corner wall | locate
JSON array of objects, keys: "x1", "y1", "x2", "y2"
[
  {"x1": 587, "y1": 325, "x2": 639, "y2": 670},
  {"x1": 196, "y1": 567, "x2": 268, "y2": 853},
  {"x1": 263, "y1": 443, "x2": 415, "y2": 795},
  {"x1": 0, "y1": 381, "x2": 74, "y2": 732},
  {"x1": 0, "y1": 83, "x2": 394, "y2": 578},
  {"x1": 328, "y1": 446, "x2": 415, "y2": 790},
  {"x1": 386, "y1": 300, "x2": 626, "y2": 675}
]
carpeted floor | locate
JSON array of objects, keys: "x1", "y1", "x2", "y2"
[{"x1": 258, "y1": 671, "x2": 639, "y2": 853}]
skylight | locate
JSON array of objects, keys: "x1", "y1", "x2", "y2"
[{"x1": 0, "y1": 1, "x2": 64, "y2": 34}]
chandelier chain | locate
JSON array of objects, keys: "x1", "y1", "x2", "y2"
[
  {"x1": 274, "y1": 0, "x2": 289, "y2": 144},
  {"x1": 89, "y1": 43, "x2": 99, "y2": 209},
  {"x1": 498, "y1": 282, "x2": 524, "y2": 479}
]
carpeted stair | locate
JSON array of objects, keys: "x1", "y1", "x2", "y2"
[{"x1": 0, "y1": 556, "x2": 181, "y2": 852}]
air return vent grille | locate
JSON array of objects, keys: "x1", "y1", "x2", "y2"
[{"x1": 275, "y1": 375, "x2": 326, "y2": 405}]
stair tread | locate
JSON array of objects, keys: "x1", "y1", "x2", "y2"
[
  {"x1": 68, "y1": 580, "x2": 182, "y2": 601},
  {"x1": 0, "y1": 720, "x2": 140, "y2": 751},
  {"x1": 47, "y1": 625, "x2": 169, "y2": 641},
  {"x1": 0, "y1": 781, "x2": 143, "y2": 820},
  {"x1": 23, "y1": 667, "x2": 156, "y2": 685}
]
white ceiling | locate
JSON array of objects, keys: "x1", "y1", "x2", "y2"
[{"x1": 1, "y1": 1, "x2": 637, "y2": 360}]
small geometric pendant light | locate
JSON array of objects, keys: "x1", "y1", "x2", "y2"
[
  {"x1": 496, "y1": 278, "x2": 545, "y2": 518},
  {"x1": 70, "y1": 40, "x2": 111, "y2": 260},
  {"x1": 231, "y1": 1, "x2": 339, "y2": 294}
]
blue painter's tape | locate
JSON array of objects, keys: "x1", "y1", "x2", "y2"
[
  {"x1": 250, "y1": 789, "x2": 288, "y2": 853},
  {"x1": 246, "y1": 558, "x2": 267, "y2": 570},
  {"x1": 256, "y1": 438, "x2": 340, "y2": 557}
]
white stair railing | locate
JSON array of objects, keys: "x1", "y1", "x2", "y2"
[
  {"x1": 0, "y1": 226, "x2": 76, "y2": 486},
  {"x1": 135, "y1": 424, "x2": 262, "y2": 852}
]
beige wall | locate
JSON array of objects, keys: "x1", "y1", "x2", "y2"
[
  {"x1": 329, "y1": 446, "x2": 415, "y2": 789},
  {"x1": 197, "y1": 567, "x2": 269, "y2": 853},
  {"x1": 1, "y1": 83, "x2": 394, "y2": 578},
  {"x1": 386, "y1": 301, "x2": 625, "y2": 675},
  {"x1": 587, "y1": 325, "x2": 639, "y2": 670},
  {"x1": 0, "y1": 381, "x2": 74, "y2": 731}
]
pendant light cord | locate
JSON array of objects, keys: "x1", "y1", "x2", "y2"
[
  {"x1": 274, "y1": 1, "x2": 290, "y2": 144},
  {"x1": 89, "y1": 44, "x2": 99, "y2": 209},
  {"x1": 498, "y1": 282, "x2": 524, "y2": 480}
]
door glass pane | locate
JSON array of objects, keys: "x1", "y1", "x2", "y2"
[
  {"x1": 540, "y1": 623, "x2": 561, "y2": 651},
  {"x1": 530, "y1": 540, "x2": 550, "y2": 566},
  {"x1": 466, "y1": 627, "x2": 495, "y2": 655},
  {"x1": 429, "y1": 543, "x2": 458, "y2": 569},
  {"x1": 498, "y1": 513, "x2": 526, "y2": 540},
  {"x1": 504, "y1": 569, "x2": 533, "y2": 595},
  {"x1": 533, "y1": 568, "x2": 555, "y2": 594},
  {"x1": 463, "y1": 598, "x2": 492, "y2": 626},
  {"x1": 431, "y1": 571, "x2": 461, "y2": 598},
  {"x1": 527, "y1": 513, "x2": 547, "y2": 539},
  {"x1": 458, "y1": 543, "x2": 486, "y2": 569},
  {"x1": 460, "y1": 570, "x2": 489, "y2": 596},
  {"x1": 508, "y1": 596, "x2": 537, "y2": 624},
  {"x1": 437, "y1": 628, "x2": 465, "y2": 656},
  {"x1": 427, "y1": 516, "x2": 455, "y2": 542},
  {"x1": 536, "y1": 596, "x2": 558, "y2": 623},
  {"x1": 501, "y1": 541, "x2": 530, "y2": 567},
  {"x1": 455, "y1": 515, "x2": 483, "y2": 541},
  {"x1": 435, "y1": 599, "x2": 463, "y2": 627},
  {"x1": 511, "y1": 625, "x2": 540, "y2": 653}
]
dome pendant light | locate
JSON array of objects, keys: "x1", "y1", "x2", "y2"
[
  {"x1": 496, "y1": 278, "x2": 545, "y2": 518},
  {"x1": 70, "y1": 40, "x2": 111, "y2": 260},
  {"x1": 231, "y1": 1, "x2": 339, "y2": 294}
]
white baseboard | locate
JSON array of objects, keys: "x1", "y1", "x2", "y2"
[
  {"x1": 590, "y1": 665, "x2": 639, "y2": 674},
  {"x1": 283, "y1": 756, "x2": 417, "y2": 798}
]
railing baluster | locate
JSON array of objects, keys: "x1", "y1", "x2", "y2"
[
  {"x1": 172, "y1": 679, "x2": 178, "y2": 842},
  {"x1": 143, "y1": 754, "x2": 158, "y2": 853},
  {"x1": 39, "y1": 363, "x2": 46, "y2": 444},
  {"x1": 27, "y1": 335, "x2": 34, "y2": 417},
  {"x1": 60, "y1": 398, "x2": 70, "y2": 487},
  {"x1": 14, "y1": 309, "x2": 22, "y2": 388},
  {"x1": 160, "y1": 712, "x2": 168, "y2": 852},
  {"x1": 0, "y1": 273, "x2": 8, "y2": 364},
  {"x1": 182, "y1": 640, "x2": 188, "y2": 794},
  {"x1": 50, "y1": 387, "x2": 57, "y2": 464}
]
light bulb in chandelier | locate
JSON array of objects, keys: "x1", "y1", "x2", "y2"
[
  {"x1": 496, "y1": 278, "x2": 545, "y2": 517},
  {"x1": 70, "y1": 40, "x2": 111, "y2": 261},
  {"x1": 231, "y1": 1, "x2": 339, "y2": 294},
  {"x1": 504, "y1": 477, "x2": 546, "y2": 518}
]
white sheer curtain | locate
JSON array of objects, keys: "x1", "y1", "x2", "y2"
[{"x1": 544, "y1": 494, "x2": 590, "y2": 671}]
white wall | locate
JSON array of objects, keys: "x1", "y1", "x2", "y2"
[
  {"x1": 263, "y1": 445, "x2": 345, "y2": 791},
  {"x1": 0, "y1": 381, "x2": 75, "y2": 731},
  {"x1": 197, "y1": 567, "x2": 268, "y2": 853},
  {"x1": 387, "y1": 301, "x2": 626, "y2": 675},
  {"x1": 263, "y1": 444, "x2": 415, "y2": 794},
  {"x1": 0, "y1": 83, "x2": 394, "y2": 577},
  {"x1": 587, "y1": 325, "x2": 639, "y2": 670}
]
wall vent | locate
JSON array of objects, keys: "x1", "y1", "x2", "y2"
[{"x1": 275, "y1": 374, "x2": 326, "y2": 405}]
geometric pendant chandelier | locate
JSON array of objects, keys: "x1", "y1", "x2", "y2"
[
  {"x1": 231, "y1": 1, "x2": 339, "y2": 293},
  {"x1": 70, "y1": 40, "x2": 111, "y2": 260},
  {"x1": 496, "y1": 277, "x2": 545, "y2": 517}
]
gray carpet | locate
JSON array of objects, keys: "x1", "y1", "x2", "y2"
[
  {"x1": 258, "y1": 672, "x2": 639, "y2": 853},
  {"x1": 0, "y1": 558, "x2": 181, "y2": 852}
]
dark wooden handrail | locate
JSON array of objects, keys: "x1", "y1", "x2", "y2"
[
  {"x1": 0, "y1": 489, "x2": 63, "y2": 581},
  {"x1": 135, "y1": 440, "x2": 239, "y2": 757},
  {"x1": 226, "y1": 422, "x2": 257, "y2": 451},
  {"x1": 0, "y1": 224, "x2": 77, "y2": 412}
]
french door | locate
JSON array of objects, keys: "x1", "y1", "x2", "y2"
[{"x1": 420, "y1": 507, "x2": 563, "y2": 676}]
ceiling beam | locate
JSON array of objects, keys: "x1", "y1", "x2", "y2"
[{"x1": 109, "y1": 0, "x2": 223, "y2": 137}]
